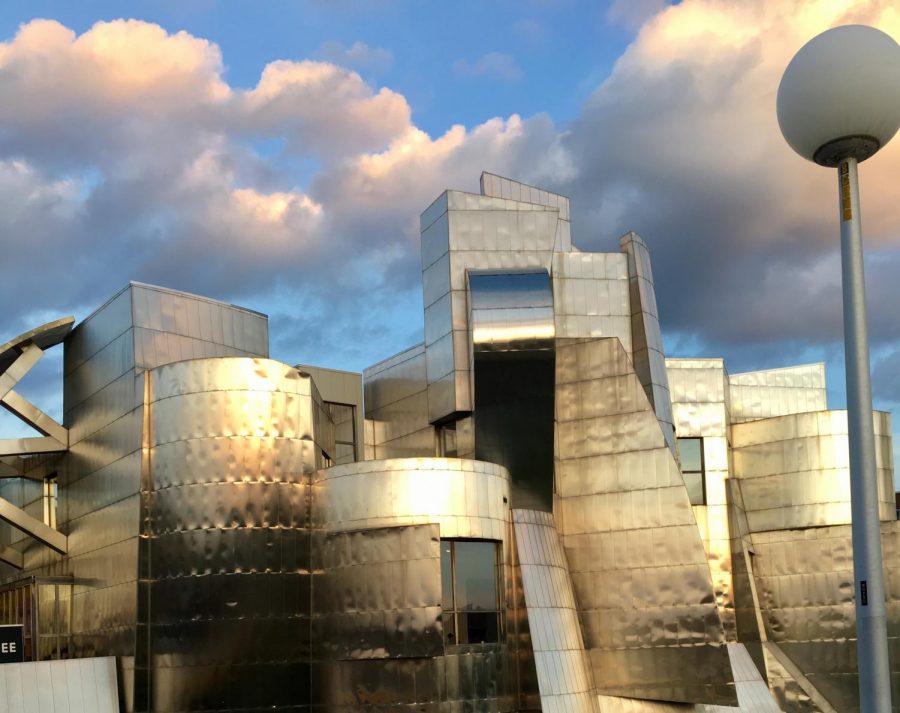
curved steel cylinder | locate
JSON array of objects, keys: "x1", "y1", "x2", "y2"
[
  {"x1": 141, "y1": 357, "x2": 322, "y2": 712},
  {"x1": 313, "y1": 458, "x2": 518, "y2": 711}
]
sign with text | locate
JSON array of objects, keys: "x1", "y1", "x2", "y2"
[{"x1": 0, "y1": 625, "x2": 24, "y2": 664}]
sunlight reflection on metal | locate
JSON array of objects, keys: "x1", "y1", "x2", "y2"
[{"x1": 0, "y1": 175, "x2": 895, "y2": 713}]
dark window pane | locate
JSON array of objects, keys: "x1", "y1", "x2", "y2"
[
  {"x1": 463, "y1": 611, "x2": 499, "y2": 644},
  {"x1": 453, "y1": 541, "x2": 497, "y2": 611},
  {"x1": 441, "y1": 541, "x2": 453, "y2": 609},
  {"x1": 684, "y1": 470, "x2": 705, "y2": 506},
  {"x1": 677, "y1": 437, "x2": 703, "y2": 472}
]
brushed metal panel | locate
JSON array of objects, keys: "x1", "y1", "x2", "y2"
[
  {"x1": 314, "y1": 458, "x2": 516, "y2": 712},
  {"x1": 729, "y1": 363, "x2": 827, "y2": 424},
  {"x1": 554, "y1": 337, "x2": 735, "y2": 706},
  {"x1": 732, "y1": 410, "x2": 895, "y2": 530},
  {"x1": 64, "y1": 329, "x2": 135, "y2": 413},
  {"x1": 512, "y1": 509, "x2": 598, "y2": 713},
  {"x1": 667, "y1": 358, "x2": 737, "y2": 639},
  {"x1": 480, "y1": 172, "x2": 571, "y2": 222},
  {"x1": 420, "y1": 181, "x2": 561, "y2": 424},
  {"x1": 65, "y1": 371, "x2": 139, "y2": 445},
  {"x1": 748, "y1": 520, "x2": 900, "y2": 713},
  {"x1": 620, "y1": 232, "x2": 675, "y2": 453},
  {"x1": 419, "y1": 191, "x2": 447, "y2": 238},
  {"x1": 364, "y1": 344, "x2": 426, "y2": 412},
  {"x1": 138, "y1": 357, "x2": 319, "y2": 712},
  {"x1": 551, "y1": 252, "x2": 631, "y2": 349},
  {"x1": 314, "y1": 524, "x2": 441, "y2": 661},
  {"x1": 315, "y1": 458, "x2": 509, "y2": 536},
  {"x1": 65, "y1": 288, "x2": 132, "y2": 377}
]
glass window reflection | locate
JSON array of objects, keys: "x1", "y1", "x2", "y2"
[
  {"x1": 440, "y1": 539, "x2": 501, "y2": 645},
  {"x1": 677, "y1": 437, "x2": 706, "y2": 506},
  {"x1": 453, "y1": 541, "x2": 498, "y2": 611}
]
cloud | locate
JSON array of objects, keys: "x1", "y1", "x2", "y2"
[
  {"x1": 4, "y1": 2, "x2": 900, "y2": 394},
  {"x1": 560, "y1": 0, "x2": 900, "y2": 356},
  {"x1": 317, "y1": 40, "x2": 393, "y2": 73},
  {"x1": 0, "y1": 18, "x2": 561, "y2": 362},
  {"x1": 453, "y1": 52, "x2": 523, "y2": 81},
  {"x1": 234, "y1": 59, "x2": 411, "y2": 158}
]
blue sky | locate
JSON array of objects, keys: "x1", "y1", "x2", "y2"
[
  {"x1": 0, "y1": 1, "x2": 634, "y2": 134},
  {"x1": 0, "y1": 0, "x2": 899, "y2": 488}
]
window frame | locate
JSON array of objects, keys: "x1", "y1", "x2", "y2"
[
  {"x1": 676, "y1": 436, "x2": 706, "y2": 506},
  {"x1": 42, "y1": 475, "x2": 58, "y2": 529},
  {"x1": 440, "y1": 538, "x2": 503, "y2": 648}
]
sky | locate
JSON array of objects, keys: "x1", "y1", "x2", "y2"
[{"x1": 0, "y1": 0, "x2": 899, "y2": 488}]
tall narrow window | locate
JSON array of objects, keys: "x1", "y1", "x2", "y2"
[
  {"x1": 440, "y1": 540, "x2": 501, "y2": 645},
  {"x1": 676, "y1": 437, "x2": 706, "y2": 506},
  {"x1": 43, "y1": 475, "x2": 58, "y2": 529},
  {"x1": 436, "y1": 422, "x2": 457, "y2": 457}
]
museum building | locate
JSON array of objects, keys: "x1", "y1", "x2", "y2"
[{"x1": 0, "y1": 173, "x2": 897, "y2": 713}]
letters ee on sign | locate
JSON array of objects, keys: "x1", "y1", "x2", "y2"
[{"x1": 0, "y1": 625, "x2": 24, "y2": 664}]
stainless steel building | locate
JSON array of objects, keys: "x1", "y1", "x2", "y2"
[{"x1": 0, "y1": 174, "x2": 897, "y2": 712}]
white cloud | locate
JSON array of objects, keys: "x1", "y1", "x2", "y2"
[
  {"x1": 3, "y1": 2, "x2": 900, "y2": 382},
  {"x1": 0, "y1": 18, "x2": 562, "y2": 352},
  {"x1": 234, "y1": 59, "x2": 411, "y2": 158},
  {"x1": 561, "y1": 0, "x2": 900, "y2": 351}
]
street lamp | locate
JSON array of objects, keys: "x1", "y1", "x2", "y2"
[{"x1": 777, "y1": 24, "x2": 900, "y2": 713}]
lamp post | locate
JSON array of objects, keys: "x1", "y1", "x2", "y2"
[{"x1": 777, "y1": 25, "x2": 900, "y2": 713}]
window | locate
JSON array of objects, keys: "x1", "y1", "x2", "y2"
[
  {"x1": 436, "y1": 422, "x2": 457, "y2": 457},
  {"x1": 327, "y1": 402, "x2": 356, "y2": 465},
  {"x1": 43, "y1": 475, "x2": 58, "y2": 529},
  {"x1": 676, "y1": 437, "x2": 706, "y2": 506},
  {"x1": 440, "y1": 540, "x2": 501, "y2": 645}
]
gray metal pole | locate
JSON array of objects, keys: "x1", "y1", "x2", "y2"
[{"x1": 838, "y1": 156, "x2": 892, "y2": 713}]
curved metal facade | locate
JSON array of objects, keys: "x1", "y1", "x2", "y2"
[
  {"x1": 0, "y1": 172, "x2": 898, "y2": 713},
  {"x1": 314, "y1": 458, "x2": 519, "y2": 711},
  {"x1": 139, "y1": 357, "x2": 323, "y2": 712},
  {"x1": 732, "y1": 410, "x2": 895, "y2": 531}
]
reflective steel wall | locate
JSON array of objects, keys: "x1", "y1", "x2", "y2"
[
  {"x1": 620, "y1": 232, "x2": 675, "y2": 453},
  {"x1": 313, "y1": 458, "x2": 519, "y2": 711},
  {"x1": 512, "y1": 509, "x2": 597, "y2": 713},
  {"x1": 363, "y1": 345, "x2": 435, "y2": 460},
  {"x1": 6, "y1": 172, "x2": 898, "y2": 713},
  {"x1": 749, "y1": 521, "x2": 900, "y2": 712},
  {"x1": 728, "y1": 364, "x2": 826, "y2": 423},
  {"x1": 550, "y1": 252, "x2": 632, "y2": 349},
  {"x1": 732, "y1": 410, "x2": 896, "y2": 530},
  {"x1": 480, "y1": 172, "x2": 572, "y2": 253},
  {"x1": 420, "y1": 185, "x2": 562, "y2": 423},
  {"x1": 139, "y1": 357, "x2": 322, "y2": 712},
  {"x1": 296, "y1": 364, "x2": 364, "y2": 464},
  {"x1": 667, "y1": 358, "x2": 737, "y2": 640},
  {"x1": 554, "y1": 337, "x2": 735, "y2": 706},
  {"x1": 0, "y1": 284, "x2": 270, "y2": 711}
]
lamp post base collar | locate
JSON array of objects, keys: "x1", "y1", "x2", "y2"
[{"x1": 814, "y1": 135, "x2": 881, "y2": 166}]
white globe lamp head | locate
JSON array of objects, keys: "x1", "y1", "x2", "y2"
[{"x1": 777, "y1": 24, "x2": 900, "y2": 166}]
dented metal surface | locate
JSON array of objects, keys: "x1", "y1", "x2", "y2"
[
  {"x1": 554, "y1": 337, "x2": 736, "y2": 706},
  {"x1": 0, "y1": 173, "x2": 897, "y2": 713}
]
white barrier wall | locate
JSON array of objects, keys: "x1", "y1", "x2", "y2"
[{"x1": 0, "y1": 657, "x2": 118, "y2": 713}]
